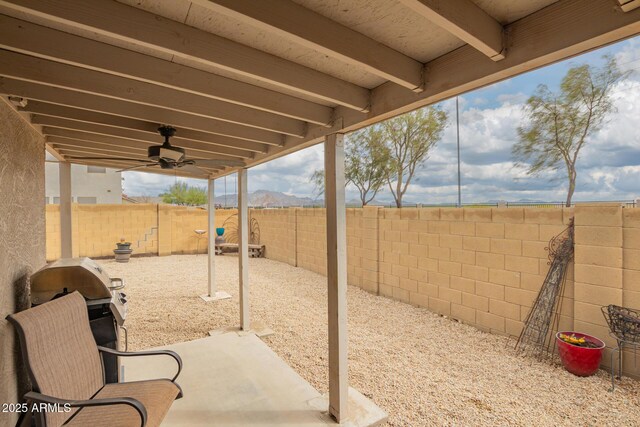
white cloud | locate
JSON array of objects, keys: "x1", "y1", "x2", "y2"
[{"x1": 123, "y1": 39, "x2": 640, "y2": 205}]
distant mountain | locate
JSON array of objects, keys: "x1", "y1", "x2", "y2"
[{"x1": 213, "y1": 189, "x2": 318, "y2": 207}]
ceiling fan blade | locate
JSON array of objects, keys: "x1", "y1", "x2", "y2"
[
  {"x1": 178, "y1": 163, "x2": 208, "y2": 176},
  {"x1": 117, "y1": 163, "x2": 159, "y2": 172},
  {"x1": 191, "y1": 159, "x2": 246, "y2": 168},
  {"x1": 66, "y1": 156, "x2": 152, "y2": 163}
]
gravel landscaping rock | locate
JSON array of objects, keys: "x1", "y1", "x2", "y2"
[{"x1": 102, "y1": 255, "x2": 640, "y2": 426}]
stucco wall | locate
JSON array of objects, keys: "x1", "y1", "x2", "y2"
[
  {"x1": 45, "y1": 161, "x2": 122, "y2": 204},
  {"x1": 0, "y1": 101, "x2": 46, "y2": 426}
]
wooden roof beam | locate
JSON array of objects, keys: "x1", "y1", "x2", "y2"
[
  {"x1": 31, "y1": 115, "x2": 268, "y2": 154},
  {"x1": 46, "y1": 135, "x2": 240, "y2": 161},
  {"x1": 19, "y1": 101, "x2": 272, "y2": 152},
  {"x1": 47, "y1": 137, "x2": 234, "y2": 173},
  {"x1": 242, "y1": 0, "x2": 640, "y2": 174},
  {"x1": 0, "y1": 50, "x2": 306, "y2": 137},
  {"x1": 0, "y1": 0, "x2": 371, "y2": 111},
  {"x1": 43, "y1": 128, "x2": 252, "y2": 160},
  {"x1": 48, "y1": 138, "x2": 148, "y2": 156},
  {"x1": 58, "y1": 156, "x2": 219, "y2": 178},
  {"x1": 619, "y1": 0, "x2": 640, "y2": 12},
  {"x1": 193, "y1": 0, "x2": 424, "y2": 92},
  {"x1": 53, "y1": 144, "x2": 224, "y2": 168},
  {"x1": 397, "y1": 0, "x2": 505, "y2": 61},
  {"x1": 0, "y1": 15, "x2": 333, "y2": 125},
  {"x1": 0, "y1": 78, "x2": 285, "y2": 146}
]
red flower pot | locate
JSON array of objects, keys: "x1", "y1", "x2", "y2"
[{"x1": 556, "y1": 331, "x2": 605, "y2": 377}]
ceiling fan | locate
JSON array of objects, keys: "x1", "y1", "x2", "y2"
[{"x1": 67, "y1": 125, "x2": 245, "y2": 175}]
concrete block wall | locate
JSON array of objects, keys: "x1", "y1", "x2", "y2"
[
  {"x1": 45, "y1": 206, "x2": 236, "y2": 260},
  {"x1": 295, "y1": 208, "x2": 327, "y2": 275},
  {"x1": 170, "y1": 208, "x2": 208, "y2": 254},
  {"x1": 169, "y1": 207, "x2": 236, "y2": 254},
  {"x1": 573, "y1": 205, "x2": 640, "y2": 376},
  {"x1": 250, "y1": 208, "x2": 297, "y2": 265},
  {"x1": 373, "y1": 207, "x2": 575, "y2": 338},
  {"x1": 75, "y1": 204, "x2": 158, "y2": 257},
  {"x1": 44, "y1": 203, "x2": 640, "y2": 376},
  {"x1": 623, "y1": 209, "x2": 640, "y2": 375},
  {"x1": 46, "y1": 205, "x2": 61, "y2": 261}
]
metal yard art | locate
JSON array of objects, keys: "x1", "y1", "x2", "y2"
[{"x1": 516, "y1": 220, "x2": 574, "y2": 358}]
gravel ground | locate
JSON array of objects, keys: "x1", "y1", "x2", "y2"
[{"x1": 102, "y1": 255, "x2": 640, "y2": 426}]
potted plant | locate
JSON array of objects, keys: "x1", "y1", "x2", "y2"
[
  {"x1": 556, "y1": 331, "x2": 605, "y2": 377},
  {"x1": 215, "y1": 227, "x2": 225, "y2": 244},
  {"x1": 114, "y1": 237, "x2": 133, "y2": 263}
]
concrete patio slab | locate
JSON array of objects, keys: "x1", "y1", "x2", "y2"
[{"x1": 121, "y1": 332, "x2": 387, "y2": 426}]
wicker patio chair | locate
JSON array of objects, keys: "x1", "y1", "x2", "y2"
[
  {"x1": 602, "y1": 304, "x2": 640, "y2": 391},
  {"x1": 7, "y1": 291, "x2": 183, "y2": 427}
]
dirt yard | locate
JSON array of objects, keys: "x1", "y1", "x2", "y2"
[{"x1": 101, "y1": 254, "x2": 640, "y2": 426}]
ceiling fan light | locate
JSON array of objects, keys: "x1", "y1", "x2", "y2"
[{"x1": 147, "y1": 145, "x2": 185, "y2": 162}]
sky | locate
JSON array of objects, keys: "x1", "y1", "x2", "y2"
[{"x1": 122, "y1": 36, "x2": 640, "y2": 205}]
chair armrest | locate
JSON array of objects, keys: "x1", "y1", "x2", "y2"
[
  {"x1": 24, "y1": 391, "x2": 147, "y2": 427},
  {"x1": 97, "y1": 346, "x2": 182, "y2": 382}
]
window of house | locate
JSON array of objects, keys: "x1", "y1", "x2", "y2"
[
  {"x1": 87, "y1": 166, "x2": 106, "y2": 173},
  {"x1": 77, "y1": 197, "x2": 97, "y2": 204},
  {"x1": 53, "y1": 197, "x2": 60, "y2": 204}
]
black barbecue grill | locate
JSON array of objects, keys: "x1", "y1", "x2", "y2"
[{"x1": 30, "y1": 257, "x2": 128, "y2": 383}]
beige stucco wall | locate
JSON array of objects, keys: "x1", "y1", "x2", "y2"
[{"x1": 0, "y1": 101, "x2": 46, "y2": 426}]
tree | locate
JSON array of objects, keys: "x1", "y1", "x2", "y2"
[
  {"x1": 309, "y1": 169, "x2": 325, "y2": 203},
  {"x1": 382, "y1": 107, "x2": 448, "y2": 207},
  {"x1": 514, "y1": 56, "x2": 626, "y2": 207},
  {"x1": 309, "y1": 127, "x2": 390, "y2": 206},
  {"x1": 345, "y1": 127, "x2": 389, "y2": 206},
  {"x1": 161, "y1": 182, "x2": 207, "y2": 206}
]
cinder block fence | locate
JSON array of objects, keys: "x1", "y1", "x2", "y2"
[
  {"x1": 45, "y1": 204, "x2": 640, "y2": 377},
  {"x1": 251, "y1": 205, "x2": 640, "y2": 378},
  {"x1": 45, "y1": 204, "x2": 236, "y2": 260}
]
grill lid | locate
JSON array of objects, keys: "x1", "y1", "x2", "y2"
[{"x1": 31, "y1": 257, "x2": 113, "y2": 304}]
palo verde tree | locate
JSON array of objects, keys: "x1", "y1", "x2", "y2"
[
  {"x1": 345, "y1": 127, "x2": 389, "y2": 206},
  {"x1": 309, "y1": 127, "x2": 389, "y2": 206},
  {"x1": 514, "y1": 56, "x2": 627, "y2": 207},
  {"x1": 382, "y1": 107, "x2": 448, "y2": 208},
  {"x1": 309, "y1": 169, "x2": 325, "y2": 203},
  {"x1": 161, "y1": 182, "x2": 207, "y2": 206}
]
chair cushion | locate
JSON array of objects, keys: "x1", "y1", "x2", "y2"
[{"x1": 66, "y1": 380, "x2": 180, "y2": 427}]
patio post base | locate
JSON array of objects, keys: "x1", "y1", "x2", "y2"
[
  {"x1": 209, "y1": 321, "x2": 275, "y2": 338},
  {"x1": 199, "y1": 291, "x2": 232, "y2": 302}
]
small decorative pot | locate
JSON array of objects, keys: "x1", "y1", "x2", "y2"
[
  {"x1": 556, "y1": 331, "x2": 605, "y2": 377},
  {"x1": 215, "y1": 227, "x2": 225, "y2": 244},
  {"x1": 114, "y1": 242, "x2": 133, "y2": 263}
]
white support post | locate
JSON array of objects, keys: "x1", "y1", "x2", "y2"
[
  {"x1": 324, "y1": 133, "x2": 348, "y2": 422},
  {"x1": 238, "y1": 169, "x2": 250, "y2": 330},
  {"x1": 59, "y1": 161, "x2": 73, "y2": 258},
  {"x1": 201, "y1": 178, "x2": 231, "y2": 302}
]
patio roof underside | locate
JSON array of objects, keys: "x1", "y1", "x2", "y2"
[{"x1": 1, "y1": 0, "x2": 639, "y2": 179}]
